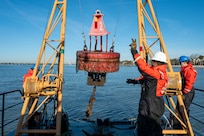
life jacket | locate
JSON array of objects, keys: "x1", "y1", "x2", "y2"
[
  {"x1": 134, "y1": 54, "x2": 168, "y2": 97},
  {"x1": 180, "y1": 63, "x2": 197, "y2": 94}
]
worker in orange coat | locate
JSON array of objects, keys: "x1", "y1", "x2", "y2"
[
  {"x1": 179, "y1": 56, "x2": 197, "y2": 114},
  {"x1": 22, "y1": 65, "x2": 34, "y2": 89},
  {"x1": 178, "y1": 56, "x2": 197, "y2": 123},
  {"x1": 172, "y1": 56, "x2": 197, "y2": 129},
  {"x1": 127, "y1": 45, "x2": 168, "y2": 136}
]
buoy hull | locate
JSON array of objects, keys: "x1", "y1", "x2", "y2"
[{"x1": 76, "y1": 51, "x2": 120, "y2": 73}]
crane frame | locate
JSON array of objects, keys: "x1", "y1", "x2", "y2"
[
  {"x1": 15, "y1": 0, "x2": 67, "y2": 135},
  {"x1": 14, "y1": 0, "x2": 195, "y2": 135}
]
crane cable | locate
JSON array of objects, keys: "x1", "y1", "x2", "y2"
[
  {"x1": 110, "y1": 0, "x2": 123, "y2": 52},
  {"x1": 39, "y1": 0, "x2": 54, "y2": 70},
  {"x1": 78, "y1": 0, "x2": 87, "y2": 50},
  {"x1": 151, "y1": 0, "x2": 163, "y2": 51}
]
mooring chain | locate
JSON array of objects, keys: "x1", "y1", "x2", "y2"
[{"x1": 85, "y1": 86, "x2": 97, "y2": 120}]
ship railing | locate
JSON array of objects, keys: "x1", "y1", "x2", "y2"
[
  {"x1": 190, "y1": 88, "x2": 204, "y2": 126},
  {"x1": 0, "y1": 89, "x2": 23, "y2": 136}
]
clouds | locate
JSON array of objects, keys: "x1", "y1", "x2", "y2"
[{"x1": 4, "y1": 0, "x2": 49, "y2": 31}]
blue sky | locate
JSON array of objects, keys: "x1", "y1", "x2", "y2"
[{"x1": 0, "y1": 0, "x2": 204, "y2": 63}]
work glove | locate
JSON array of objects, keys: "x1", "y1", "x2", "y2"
[
  {"x1": 129, "y1": 39, "x2": 138, "y2": 59},
  {"x1": 126, "y1": 79, "x2": 140, "y2": 84}
]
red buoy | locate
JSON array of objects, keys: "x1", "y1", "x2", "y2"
[
  {"x1": 77, "y1": 51, "x2": 120, "y2": 73},
  {"x1": 76, "y1": 10, "x2": 120, "y2": 86}
]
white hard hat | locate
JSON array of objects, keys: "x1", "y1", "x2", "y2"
[{"x1": 151, "y1": 51, "x2": 167, "y2": 63}]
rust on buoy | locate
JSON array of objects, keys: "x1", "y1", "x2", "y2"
[{"x1": 76, "y1": 51, "x2": 120, "y2": 73}]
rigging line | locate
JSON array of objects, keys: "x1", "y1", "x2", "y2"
[
  {"x1": 39, "y1": 0, "x2": 53, "y2": 66},
  {"x1": 151, "y1": 0, "x2": 161, "y2": 31},
  {"x1": 113, "y1": 9, "x2": 120, "y2": 38},
  {"x1": 78, "y1": 1, "x2": 85, "y2": 34},
  {"x1": 78, "y1": 0, "x2": 84, "y2": 32},
  {"x1": 43, "y1": 0, "x2": 54, "y2": 38},
  {"x1": 78, "y1": 0, "x2": 87, "y2": 46},
  {"x1": 112, "y1": 0, "x2": 122, "y2": 47}
]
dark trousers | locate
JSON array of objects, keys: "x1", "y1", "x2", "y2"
[
  {"x1": 137, "y1": 114, "x2": 163, "y2": 136},
  {"x1": 183, "y1": 89, "x2": 195, "y2": 114},
  {"x1": 172, "y1": 89, "x2": 195, "y2": 129}
]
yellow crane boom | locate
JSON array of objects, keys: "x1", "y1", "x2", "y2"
[{"x1": 15, "y1": 0, "x2": 67, "y2": 135}]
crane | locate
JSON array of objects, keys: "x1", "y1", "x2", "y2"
[
  {"x1": 134, "y1": 0, "x2": 194, "y2": 135},
  {"x1": 15, "y1": 0, "x2": 67, "y2": 135},
  {"x1": 14, "y1": 0, "x2": 195, "y2": 135}
]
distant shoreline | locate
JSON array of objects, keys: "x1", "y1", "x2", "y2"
[
  {"x1": 172, "y1": 65, "x2": 204, "y2": 68},
  {"x1": 1, "y1": 63, "x2": 204, "y2": 68},
  {"x1": 0, "y1": 63, "x2": 74, "y2": 65}
]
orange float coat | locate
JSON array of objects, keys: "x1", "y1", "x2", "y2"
[
  {"x1": 180, "y1": 62, "x2": 197, "y2": 94},
  {"x1": 134, "y1": 54, "x2": 168, "y2": 97}
]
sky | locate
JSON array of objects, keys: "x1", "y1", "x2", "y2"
[{"x1": 0, "y1": 0, "x2": 204, "y2": 64}]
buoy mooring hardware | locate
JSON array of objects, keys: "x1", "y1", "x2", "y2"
[{"x1": 76, "y1": 9, "x2": 120, "y2": 86}]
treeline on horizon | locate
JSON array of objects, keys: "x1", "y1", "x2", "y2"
[
  {"x1": 121, "y1": 54, "x2": 204, "y2": 66},
  {"x1": 1, "y1": 54, "x2": 204, "y2": 66}
]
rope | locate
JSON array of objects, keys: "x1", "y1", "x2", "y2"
[
  {"x1": 195, "y1": 87, "x2": 204, "y2": 92},
  {"x1": 112, "y1": 9, "x2": 120, "y2": 43},
  {"x1": 78, "y1": 0, "x2": 87, "y2": 49},
  {"x1": 110, "y1": 0, "x2": 123, "y2": 51},
  {"x1": 43, "y1": 0, "x2": 53, "y2": 36},
  {"x1": 192, "y1": 87, "x2": 204, "y2": 110},
  {"x1": 151, "y1": 0, "x2": 160, "y2": 27},
  {"x1": 78, "y1": 0, "x2": 84, "y2": 33},
  {"x1": 191, "y1": 87, "x2": 204, "y2": 125},
  {"x1": 85, "y1": 86, "x2": 96, "y2": 120},
  {"x1": 190, "y1": 115, "x2": 204, "y2": 125}
]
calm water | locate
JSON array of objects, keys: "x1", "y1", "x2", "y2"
[{"x1": 0, "y1": 64, "x2": 204, "y2": 135}]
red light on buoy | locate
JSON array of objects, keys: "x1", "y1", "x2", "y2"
[{"x1": 89, "y1": 10, "x2": 110, "y2": 36}]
